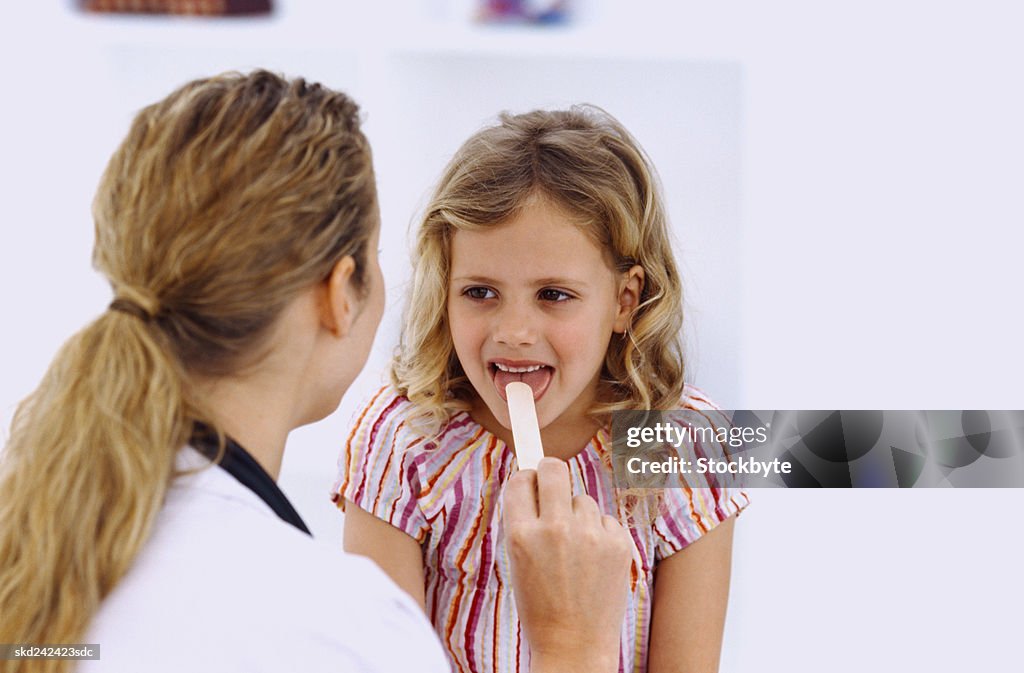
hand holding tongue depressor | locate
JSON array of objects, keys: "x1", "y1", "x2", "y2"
[
  {"x1": 505, "y1": 381, "x2": 544, "y2": 470},
  {"x1": 501, "y1": 383, "x2": 631, "y2": 672}
]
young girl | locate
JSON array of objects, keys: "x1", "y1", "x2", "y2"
[{"x1": 334, "y1": 106, "x2": 749, "y2": 673}]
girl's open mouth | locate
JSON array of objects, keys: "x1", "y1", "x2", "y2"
[{"x1": 490, "y1": 361, "x2": 553, "y2": 401}]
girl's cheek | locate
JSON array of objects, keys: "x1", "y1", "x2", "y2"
[
  {"x1": 556, "y1": 324, "x2": 600, "y2": 355},
  {"x1": 449, "y1": 313, "x2": 484, "y2": 344}
]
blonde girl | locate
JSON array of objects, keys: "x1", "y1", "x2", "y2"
[{"x1": 336, "y1": 106, "x2": 749, "y2": 673}]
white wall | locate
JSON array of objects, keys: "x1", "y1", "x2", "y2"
[{"x1": 1, "y1": 2, "x2": 1021, "y2": 671}]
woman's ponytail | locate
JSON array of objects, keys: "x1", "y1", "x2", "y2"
[{"x1": 0, "y1": 307, "x2": 191, "y2": 671}]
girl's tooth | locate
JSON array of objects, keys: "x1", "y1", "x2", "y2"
[{"x1": 495, "y1": 363, "x2": 546, "y2": 373}]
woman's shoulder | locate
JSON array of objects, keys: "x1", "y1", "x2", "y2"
[
  {"x1": 87, "y1": 484, "x2": 447, "y2": 672},
  {"x1": 157, "y1": 469, "x2": 430, "y2": 625}
]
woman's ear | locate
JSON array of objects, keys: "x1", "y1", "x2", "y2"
[
  {"x1": 613, "y1": 265, "x2": 645, "y2": 334},
  {"x1": 321, "y1": 256, "x2": 358, "y2": 338}
]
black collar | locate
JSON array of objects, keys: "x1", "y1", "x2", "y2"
[{"x1": 191, "y1": 424, "x2": 311, "y2": 536}]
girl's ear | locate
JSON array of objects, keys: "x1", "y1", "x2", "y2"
[
  {"x1": 613, "y1": 265, "x2": 645, "y2": 333},
  {"x1": 321, "y1": 256, "x2": 358, "y2": 338}
]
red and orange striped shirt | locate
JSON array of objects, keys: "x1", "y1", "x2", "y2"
[{"x1": 333, "y1": 385, "x2": 749, "y2": 673}]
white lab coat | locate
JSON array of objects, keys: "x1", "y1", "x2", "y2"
[{"x1": 80, "y1": 448, "x2": 448, "y2": 672}]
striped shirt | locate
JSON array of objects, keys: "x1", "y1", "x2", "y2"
[{"x1": 333, "y1": 385, "x2": 749, "y2": 673}]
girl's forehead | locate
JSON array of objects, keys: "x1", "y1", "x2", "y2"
[
  {"x1": 449, "y1": 213, "x2": 616, "y2": 285},
  {"x1": 455, "y1": 197, "x2": 599, "y2": 250}
]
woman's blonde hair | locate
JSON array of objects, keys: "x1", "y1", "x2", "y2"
[
  {"x1": 0, "y1": 71, "x2": 376, "y2": 671},
  {"x1": 393, "y1": 106, "x2": 685, "y2": 434}
]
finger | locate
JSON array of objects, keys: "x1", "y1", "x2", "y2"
[
  {"x1": 536, "y1": 457, "x2": 572, "y2": 520},
  {"x1": 602, "y1": 514, "x2": 624, "y2": 532},
  {"x1": 502, "y1": 468, "x2": 539, "y2": 524},
  {"x1": 601, "y1": 515, "x2": 633, "y2": 560},
  {"x1": 572, "y1": 494, "x2": 602, "y2": 525}
]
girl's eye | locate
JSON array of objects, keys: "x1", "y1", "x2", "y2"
[
  {"x1": 463, "y1": 286, "x2": 496, "y2": 300},
  {"x1": 539, "y1": 288, "x2": 573, "y2": 302}
]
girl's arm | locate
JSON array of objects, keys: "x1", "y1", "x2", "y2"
[
  {"x1": 343, "y1": 499, "x2": 427, "y2": 611},
  {"x1": 648, "y1": 517, "x2": 736, "y2": 673}
]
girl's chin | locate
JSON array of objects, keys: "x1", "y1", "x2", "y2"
[
  {"x1": 475, "y1": 393, "x2": 548, "y2": 434},
  {"x1": 487, "y1": 395, "x2": 559, "y2": 433}
]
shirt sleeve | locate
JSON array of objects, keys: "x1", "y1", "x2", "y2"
[
  {"x1": 331, "y1": 387, "x2": 430, "y2": 543},
  {"x1": 652, "y1": 388, "x2": 751, "y2": 562},
  {"x1": 652, "y1": 484, "x2": 750, "y2": 562}
]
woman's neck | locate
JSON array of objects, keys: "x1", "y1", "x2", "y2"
[{"x1": 192, "y1": 374, "x2": 294, "y2": 480}]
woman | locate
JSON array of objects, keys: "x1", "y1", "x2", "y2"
[{"x1": 0, "y1": 71, "x2": 630, "y2": 673}]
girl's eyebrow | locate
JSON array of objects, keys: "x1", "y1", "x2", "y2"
[
  {"x1": 450, "y1": 275, "x2": 591, "y2": 287},
  {"x1": 533, "y1": 277, "x2": 590, "y2": 287},
  {"x1": 450, "y1": 275, "x2": 500, "y2": 284}
]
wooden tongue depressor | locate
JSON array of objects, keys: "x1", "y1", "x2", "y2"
[{"x1": 505, "y1": 381, "x2": 544, "y2": 470}]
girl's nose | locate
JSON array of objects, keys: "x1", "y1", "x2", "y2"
[{"x1": 492, "y1": 301, "x2": 537, "y2": 347}]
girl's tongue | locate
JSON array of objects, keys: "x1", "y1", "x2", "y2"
[{"x1": 494, "y1": 366, "x2": 552, "y2": 400}]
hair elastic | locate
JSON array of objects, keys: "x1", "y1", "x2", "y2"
[
  {"x1": 108, "y1": 298, "x2": 154, "y2": 322},
  {"x1": 108, "y1": 286, "x2": 160, "y2": 322}
]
